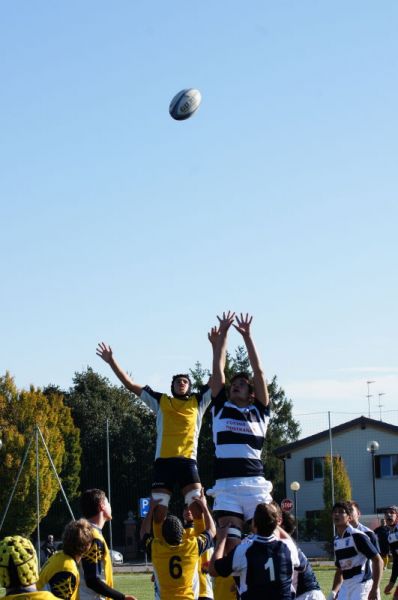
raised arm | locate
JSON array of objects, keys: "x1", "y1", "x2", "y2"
[
  {"x1": 96, "y1": 342, "x2": 143, "y2": 396},
  {"x1": 191, "y1": 489, "x2": 216, "y2": 539},
  {"x1": 209, "y1": 311, "x2": 235, "y2": 397},
  {"x1": 208, "y1": 524, "x2": 230, "y2": 577},
  {"x1": 233, "y1": 314, "x2": 269, "y2": 407}
]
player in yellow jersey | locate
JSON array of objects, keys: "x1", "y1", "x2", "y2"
[
  {"x1": 143, "y1": 491, "x2": 216, "y2": 600},
  {"x1": 96, "y1": 342, "x2": 212, "y2": 513},
  {"x1": 0, "y1": 535, "x2": 57, "y2": 600},
  {"x1": 37, "y1": 519, "x2": 93, "y2": 600},
  {"x1": 183, "y1": 504, "x2": 214, "y2": 600},
  {"x1": 79, "y1": 489, "x2": 137, "y2": 600}
]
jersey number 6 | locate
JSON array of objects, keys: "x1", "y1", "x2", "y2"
[{"x1": 169, "y1": 555, "x2": 182, "y2": 579}]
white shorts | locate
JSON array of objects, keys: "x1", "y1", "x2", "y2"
[
  {"x1": 338, "y1": 578, "x2": 373, "y2": 600},
  {"x1": 296, "y1": 591, "x2": 326, "y2": 600},
  {"x1": 207, "y1": 476, "x2": 273, "y2": 521}
]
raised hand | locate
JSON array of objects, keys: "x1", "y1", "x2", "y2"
[
  {"x1": 96, "y1": 342, "x2": 113, "y2": 364},
  {"x1": 233, "y1": 313, "x2": 253, "y2": 338},
  {"x1": 208, "y1": 325, "x2": 220, "y2": 347},
  {"x1": 216, "y1": 310, "x2": 235, "y2": 334}
]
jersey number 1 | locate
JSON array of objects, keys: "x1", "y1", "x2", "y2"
[{"x1": 264, "y1": 557, "x2": 275, "y2": 581}]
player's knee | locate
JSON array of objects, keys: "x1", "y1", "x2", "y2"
[
  {"x1": 151, "y1": 492, "x2": 170, "y2": 507},
  {"x1": 184, "y1": 489, "x2": 201, "y2": 506}
]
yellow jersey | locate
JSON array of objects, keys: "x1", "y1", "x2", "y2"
[
  {"x1": 184, "y1": 521, "x2": 214, "y2": 599},
  {"x1": 140, "y1": 386, "x2": 211, "y2": 459},
  {"x1": 80, "y1": 526, "x2": 113, "y2": 600},
  {"x1": 152, "y1": 519, "x2": 212, "y2": 599},
  {"x1": 37, "y1": 552, "x2": 79, "y2": 600},
  {"x1": 6, "y1": 593, "x2": 57, "y2": 600}
]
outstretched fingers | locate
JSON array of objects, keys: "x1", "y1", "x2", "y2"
[
  {"x1": 216, "y1": 310, "x2": 236, "y2": 332},
  {"x1": 233, "y1": 312, "x2": 253, "y2": 336},
  {"x1": 96, "y1": 341, "x2": 113, "y2": 362}
]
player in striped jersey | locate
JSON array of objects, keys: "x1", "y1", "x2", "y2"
[
  {"x1": 384, "y1": 506, "x2": 398, "y2": 599},
  {"x1": 96, "y1": 342, "x2": 212, "y2": 512},
  {"x1": 209, "y1": 503, "x2": 294, "y2": 600},
  {"x1": 348, "y1": 502, "x2": 380, "y2": 549},
  {"x1": 208, "y1": 312, "x2": 272, "y2": 554},
  {"x1": 328, "y1": 501, "x2": 382, "y2": 600},
  {"x1": 330, "y1": 500, "x2": 381, "y2": 597}
]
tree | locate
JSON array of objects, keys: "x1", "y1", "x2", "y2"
[
  {"x1": 40, "y1": 385, "x2": 81, "y2": 537},
  {"x1": 65, "y1": 368, "x2": 156, "y2": 543},
  {"x1": 0, "y1": 373, "x2": 80, "y2": 537},
  {"x1": 190, "y1": 347, "x2": 301, "y2": 500},
  {"x1": 321, "y1": 454, "x2": 352, "y2": 540}
]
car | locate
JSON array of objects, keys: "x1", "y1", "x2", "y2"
[{"x1": 110, "y1": 549, "x2": 123, "y2": 565}]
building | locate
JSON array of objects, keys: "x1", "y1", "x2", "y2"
[{"x1": 274, "y1": 416, "x2": 398, "y2": 518}]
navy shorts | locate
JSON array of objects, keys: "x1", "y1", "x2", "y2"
[{"x1": 152, "y1": 458, "x2": 201, "y2": 491}]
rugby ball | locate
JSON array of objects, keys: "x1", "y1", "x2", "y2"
[{"x1": 169, "y1": 88, "x2": 202, "y2": 121}]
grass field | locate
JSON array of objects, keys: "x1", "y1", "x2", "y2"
[
  {"x1": 113, "y1": 569, "x2": 393, "y2": 600},
  {"x1": 0, "y1": 569, "x2": 393, "y2": 599}
]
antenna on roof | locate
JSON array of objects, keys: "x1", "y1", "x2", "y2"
[
  {"x1": 378, "y1": 392, "x2": 386, "y2": 421},
  {"x1": 366, "y1": 380, "x2": 375, "y2": 417}
]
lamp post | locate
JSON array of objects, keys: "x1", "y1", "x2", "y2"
[
  {"x1": 290, "y1": 481, "x2": 301, "y2": 540},
  {"x1": 366, "y1": 440, "x2": 379, "y2": 514}
]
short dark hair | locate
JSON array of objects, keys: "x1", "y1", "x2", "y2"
[
  {"x1": 347, "y1": 500, "x2": 360, "y2": 513},
  {"x1": 253, "y1": 503, "x2": 278, "y2": 536},
  {"x1": 162, "y1": 515, "x2": 184, "y2": 546},
  {"x1": 230, "y1": 372, "x2": 254, "y2": 396},
  {"x1": 81, "y1": 489, "x2": 106, "y2": 519},
  {"x1": 281, "y1": 512, "x2": 296, "y2": 535},
  {"x1": 332, "y1": 501, "x2": 352, "y2": 515},
  {"x1": 171, "y1": 374, "x2": 192, "y2": 397},
  {"x1": 62, "y1": 519, "x2": 93, "y2": 558}
]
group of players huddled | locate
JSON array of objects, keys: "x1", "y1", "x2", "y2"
[{"x1": 1, "y1": 313, "x2": 398, "y2": 600}]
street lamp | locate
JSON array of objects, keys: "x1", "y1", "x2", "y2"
[
  {"x1": 366, "y1": 440, "x2": 379, "y2": 514},
  {"x1": 290, "y1": 481, "x2": 301, "y2": 540}
]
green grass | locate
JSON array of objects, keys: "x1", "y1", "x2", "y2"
[
  {"x1": 114, "y1": 569, "x2": 393, "y2": 599},
  {"x1": 0, "y1": 569, "x2": 393, "y2": 599}
]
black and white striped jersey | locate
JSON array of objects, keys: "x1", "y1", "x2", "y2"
[
  {"x1": 356, "y1": 522, "x2": 380, "y2": 552},
  {"x1": 334, "y1": 525, "x2": 379, "y2": 583},
  {"x1": 211, "y1": 387, "x2": 270, "y2": 480},
  {"x1": 387, "y1": 525, "x2": 398, "y2": 585},
  {"x1": 214, "y1": 533, "x2": 293, "y2": 600}
]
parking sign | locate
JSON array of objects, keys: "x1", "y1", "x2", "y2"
[{"x1": 139, "y1": 497, "x2": 151, "y2": 518}]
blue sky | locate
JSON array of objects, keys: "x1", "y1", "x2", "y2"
[{"x1": 1, "y1": 1, "x2": 397, "y2": 436}]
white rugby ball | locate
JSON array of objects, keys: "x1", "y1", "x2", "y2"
[{"x1": 169, "y1": 88, "x2": 202, "y2": 121}]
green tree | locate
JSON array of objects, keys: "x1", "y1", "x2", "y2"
[
  {"x1": 66, "y1": 368, "x2": 156, "y2": 543},
  {"x1": 191, "y1": 347, "x2": 300, "y2": 500},
  {"x1": 321, "y1": 454, "x2": 352, "y2": 540},
  {"x1": 40, "y1": 385, "x2": 81, "y2": 537},
  {"x1": 0, "y1": 373, "x2": 80, "y2": 537}
]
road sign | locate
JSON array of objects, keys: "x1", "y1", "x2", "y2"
[
  {"x1": 139, "y1": 497, "x2": 150, "y2": 518},
  {"x1": 281, "y1": 498, "x2": 294, "y2": 512}
]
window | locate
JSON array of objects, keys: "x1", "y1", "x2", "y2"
[
  {"x1": 304, "y1": 457, "x2": 324, "y2": 481},
  {"x1": 375, "y1": 454, "x2": 398, "y2": 478}
]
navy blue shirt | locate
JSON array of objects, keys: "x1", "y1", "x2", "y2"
[{"x1": 214, "y1": 534, "x2": 293, "y2": 600}]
